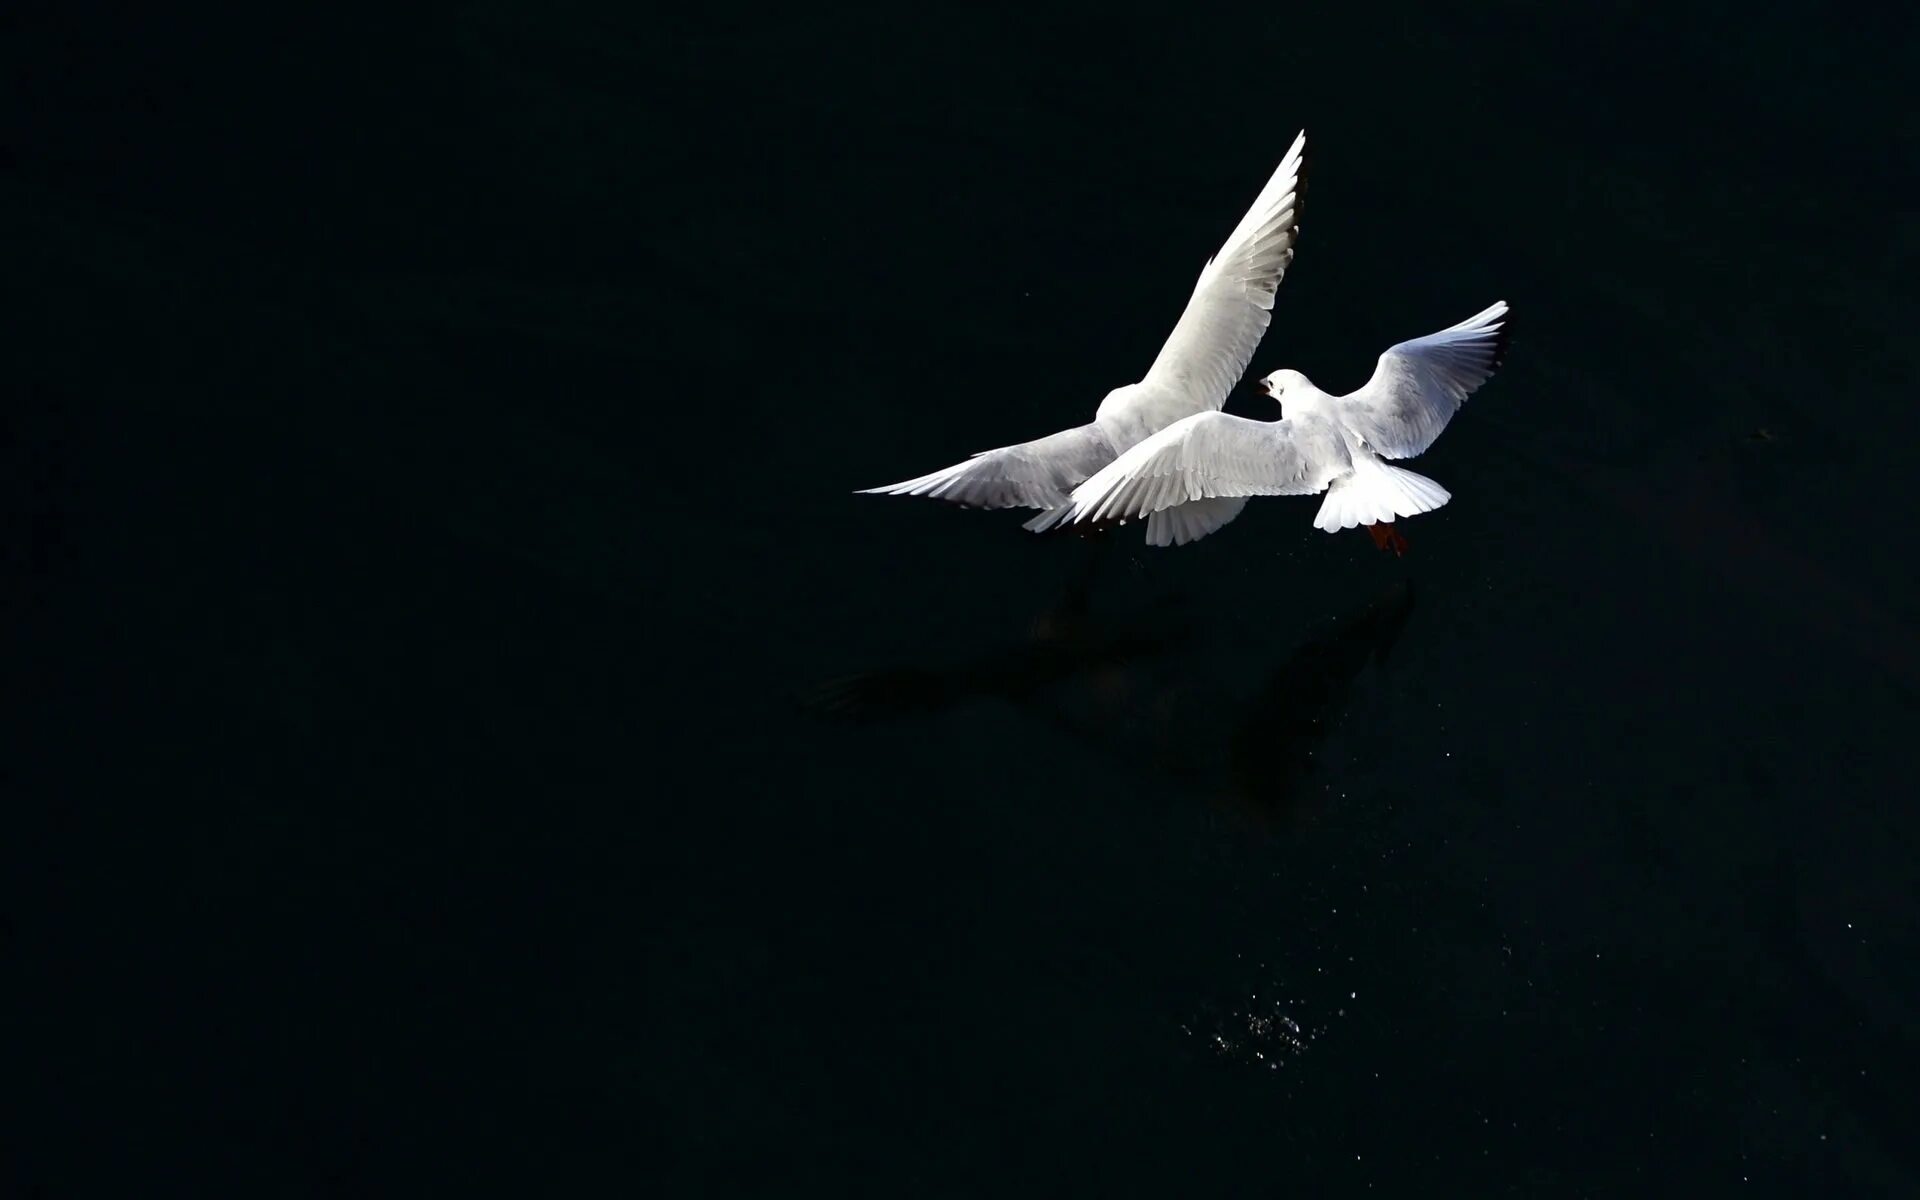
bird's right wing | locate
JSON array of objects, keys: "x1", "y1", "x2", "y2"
[
  {"x1": 857, "y1": 422, "x2": 1117, "y2": 510},
  {"x1": 1139, "y1": 131, "x2": 1307, "y2": 412},
  {"x1": 1063, "y1": 410, "x2": 1345, "y2": 526},
  {"x1": 1339, "y1": 301, "x2": 1510, "y2": 459}
]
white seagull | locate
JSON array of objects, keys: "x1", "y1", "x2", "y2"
[
  {"x1": 858, "y1": 132, "x2": 1308, "y2": 546},
  {"x1": 1061, "y1": 301, "x2": 1511, "y2": 552}
]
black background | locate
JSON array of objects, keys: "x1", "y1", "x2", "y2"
[{"x1": 5, "y1": 2, "x2": 1918, "y2": 1195}]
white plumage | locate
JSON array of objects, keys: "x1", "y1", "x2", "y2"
[
  {"x1": 1062, "y1": 301, "x2": 1510, "y2": 546},
  {"x1": 859, "y1": 132, "x2": 1309, "y2": 540}
]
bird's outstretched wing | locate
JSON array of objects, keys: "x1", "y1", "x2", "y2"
[
  {"x1": 1139, "y1": 132, "x2": 1308, "y2": 413},
  {"x1": 1339, "y1": 301, "x2": 1510, "y2": 459},
  {"x1": 1063, "y1": 410, "x2": 1346, "y2": 531},
  {"x1": 857, "y1": 423, "x2": 1117, "y2": 511}
]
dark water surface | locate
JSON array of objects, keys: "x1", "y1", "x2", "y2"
[{"x1": 6, "y1": 3, "x2": 1917, "y2": 1195}]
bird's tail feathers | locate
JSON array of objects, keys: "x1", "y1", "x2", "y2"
[{"x1": 1314, "y1": 460, "x2": 1450, "y2": 532}]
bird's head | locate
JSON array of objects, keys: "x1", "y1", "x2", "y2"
[{"x1": 1253, "y1": 369, "x2": 1311, "y2": 416}]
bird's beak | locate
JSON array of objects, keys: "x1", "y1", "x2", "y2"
[{"x1": 1252, "y1": 379, "x2": 1269, "y2": 395}]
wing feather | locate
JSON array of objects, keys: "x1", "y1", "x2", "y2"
[
  {"x1": 1140, "y1": 132, "x2": 1308, "y2": 412},
  {"x1": 1064, "y1": 411, "x2": 1346, "y2": 526},
  {"x1": 857, "y1": 423, "x2": 1117, "y2": 510},
  {"x1": 1339, "y1": 301, "x2": 1510, "y2": 459}
]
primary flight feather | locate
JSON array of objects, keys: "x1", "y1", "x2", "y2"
[{"x1": 857, "y1": 131, "x2": 1308, "y2": 546}]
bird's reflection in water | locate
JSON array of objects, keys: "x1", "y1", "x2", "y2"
[
  {"x1": 803, "y1": 541, "x2": 1195, "y2": 722},
  {"x1": 1217, "y1": 577, "x2": 1415, "y2": 828},
  {"x1": 806, "y1": 545, "x2": 1416, "y2": 831},
  {"x1": 807, "y1": 554, "x2": 1418, "y2": 1075}
]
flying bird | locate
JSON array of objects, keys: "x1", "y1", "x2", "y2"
[
  {"x1": 858, "y1": 132, "x2": 1308, "y2": 546},
  {"x1": 1061, "y1": 301, "x2": 1510, "y2": 551}
]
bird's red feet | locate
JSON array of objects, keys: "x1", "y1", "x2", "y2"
[{"x1": 1366, "y1": 522, "x2": 1409, "y2": 557}]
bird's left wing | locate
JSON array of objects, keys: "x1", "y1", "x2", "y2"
[
  {"x1": 1138, "y1": 132, "x2": 1307, "y2": 413},
  {"x1": 857, "y1": 422, "x2": 1116, "y2": 511},
  {"x1": 1064, "y1": 410, "x2": 1345, "y2": 526},
  {"x1": 1339, "y1": 301, "x2": 1510, "y2": 459}
]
